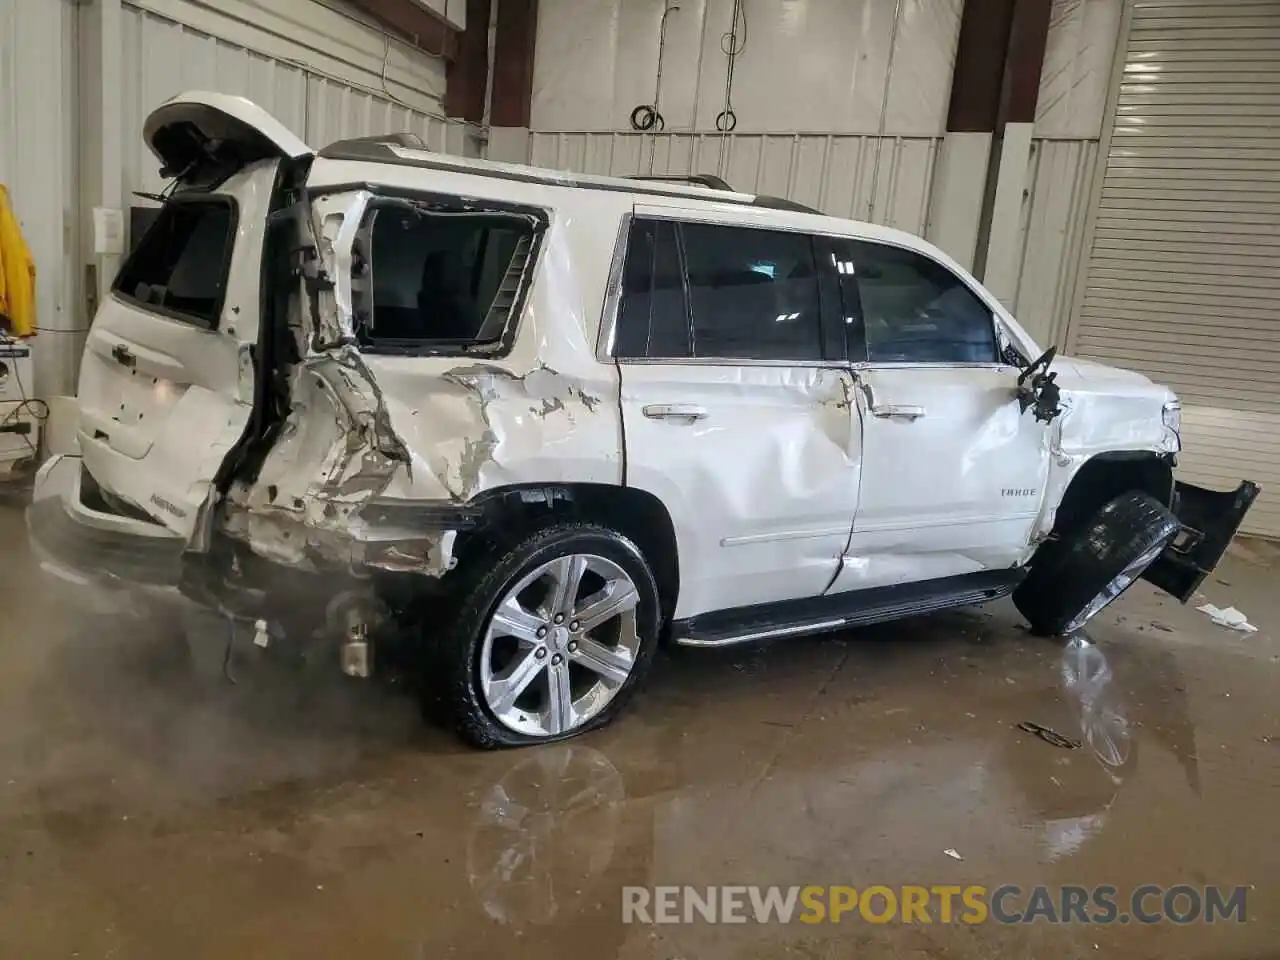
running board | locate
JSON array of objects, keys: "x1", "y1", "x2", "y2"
[{"x1": 672, "y1": 570, "x2": 1022, "y2": 649}]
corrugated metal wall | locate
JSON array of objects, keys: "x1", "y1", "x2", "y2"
[
  {"x1": 0, "y1": 0, "x2": 80, "y2": 396},
  {"x1": 121, "y1": 2, "x2": 482, "y2": 199},
  {"x1": 1012, "y1": 138, "x2": 1100, "y2": 348},
  {"x1": 1069, "y1": 0, "x2": 1280, "y2": 537},
  {"x1": 527, "y1": 131, "x2": 944, "y2": 235},
  {"x1": 525, "y1": 129, "x2": 1099, "y2": 335}
]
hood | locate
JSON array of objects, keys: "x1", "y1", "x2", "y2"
[
  {"x1": 144, "y1": 91, "x2": 311, "y2": 182},
  {"x1": 1053, "y1": 355, "x2": 1159, "y2": 388}
]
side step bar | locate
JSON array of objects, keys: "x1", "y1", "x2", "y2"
[{"x1": 672, "y1": 570, "x2": 1022, "y2": 649}]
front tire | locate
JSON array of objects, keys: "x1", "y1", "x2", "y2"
[
  {"x1": 1014, "y1": 491, "x2": 1180, "y2": 636},
  {"x1": 439, "y1": 523, "x2": 662, "y2": 749}
]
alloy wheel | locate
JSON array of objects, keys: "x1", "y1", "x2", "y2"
[
  {"x1": 1062, "y1": 541, "x2": 1167, "y2": 634},
  {"x1": 478, "y1": 553, "x2": 642, "y2": 737}
]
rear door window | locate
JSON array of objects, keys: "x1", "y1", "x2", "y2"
[
  {"x1": 613, "y1": 217, "x2": 831, "y2": 363},
  {"x1": 681, "y1": 222, "x2": 824, "y2": 362},
  {"x1": 613, "y1": 218, "x2": 692, "y2": 359},
  {"x1": 113, "y1": 199, "x2": 236, "y2": 328}
]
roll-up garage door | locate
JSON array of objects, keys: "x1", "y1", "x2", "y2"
[{"x1": 1071, "y1": 0, "x2": 1280, "y2": 537}]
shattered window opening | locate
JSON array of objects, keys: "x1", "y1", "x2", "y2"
[
  {"x1": 112, "y1": 196, "x2": 237, "y2": 329},
  {"x1": 355, "y1": 201, "x2": 539, "y2": 353}
]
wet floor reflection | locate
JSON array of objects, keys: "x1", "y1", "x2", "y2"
[
  {"x1": 467, "y1": 745, "x2": 626, "y2": 926},
  {"x1": 0, "y1": 504, "x2": 1275, "y2": 960}
]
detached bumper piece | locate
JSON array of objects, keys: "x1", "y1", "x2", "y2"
[
  {"x1": 26, "y1": 496, "x2": 186, "y2": 588},
  {"x1": 1143, "y1": 480, "x2": 1260, "y2": 603}
]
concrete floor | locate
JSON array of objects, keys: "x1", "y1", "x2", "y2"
[{"x1": 0, "y1": 490, "x2": 1277, "y2": 959}]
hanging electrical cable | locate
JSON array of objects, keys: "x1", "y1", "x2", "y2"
[
  {"x1": 715, "y1": 0, "x2": 747, "y2": 132},
  {"x1": 630, "y1": 2, "x2": 682, "y2": 131}
]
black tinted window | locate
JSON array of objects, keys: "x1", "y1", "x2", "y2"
[
  {"x1": 851, "y1": 243, "x2": 996, "y2": 364},
  {"x1": 363, "y1": 206, "x2": 534, "y2": 347},
  {"x1": 614, "y1": 219, "x2": 690, "y2": 359},
  {"x1": 682, "y1": 222, "x2": 822, "y2": 362},
  {"x1": 114, "y1": 201, "x2": 234, "y2": 327}
]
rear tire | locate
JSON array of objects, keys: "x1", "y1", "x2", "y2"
[
  {"x1": 1014, "y1": 491, "x2": 1180, "y2": 636},
  {"x1": 438, "y1": 523, "x2": 662, "y2": 749}
]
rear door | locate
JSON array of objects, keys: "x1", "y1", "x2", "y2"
[
  {"x1": 76, "y1": 93, "x2": 310, "y2": 537},
  {"x1": 614, "y1": 207, "x2": 860, "y2": 619}
]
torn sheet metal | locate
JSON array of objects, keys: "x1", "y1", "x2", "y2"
[
  {"x1": 221, "y1": 190, "x2": 442, "y2": 574},
  {"x1": 220, "y1": 189, "x2": 619, "y2": 577}
]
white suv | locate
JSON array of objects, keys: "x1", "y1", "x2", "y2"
[{"x1": 29, "y1": 93, "x2": 1258, "y2": 748}]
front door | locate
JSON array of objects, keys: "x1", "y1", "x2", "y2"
[
  {"x1": 828, "y1": 239, "x2": 1051, "y2": 592},
  {"x1": 614, "y1": 209, "x2": 860, "y2": 619}
]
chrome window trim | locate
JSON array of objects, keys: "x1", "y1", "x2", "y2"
[
  {"x1": 595, "y1": 212, "x2": 634, "y2": 363},
  {"x1": 853, "y1": 361, "x2": 1021, "y2": 373},
  {"x1": 613, "y1": 357, "x2": 857, "y2": 370}
]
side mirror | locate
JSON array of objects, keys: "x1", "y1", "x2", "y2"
[{"x1": 1016, "y1": 347, "x2": 1064, "y2": 424}]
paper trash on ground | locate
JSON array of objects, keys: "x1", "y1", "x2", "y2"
[{"x1": 1196, "y1": 604, "x2": 1258, "y2": 633}]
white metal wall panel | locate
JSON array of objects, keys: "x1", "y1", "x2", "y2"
[
  {"x1": 127, "y1": 0, "x2": 444, "y2": 112},
  {"x1": 527, "y1": 131, "x2": 943, "y2": 235},
  {"x1": 0, "y1": 0, "x2": 79, "y2": 398},
  {"x1": 1012, "y1": 138, "x2": 1100, "y2": 348},
  {"x1": 1036, "y1": 0, "x2": 1125, "y2": 139},
  {"x1": 531, "y1": 0, "x2": 961, "y2": 135},
  {"x1": 121, "y1": 3, "x2": 479, "y2": 199},
  {"x1": 1071, "y1": 0, "x2": 1280, "y2": 536}
]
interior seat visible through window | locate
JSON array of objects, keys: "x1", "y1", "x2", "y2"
[
  {"x1": 849, "y1": 241, "x2": 997, "y2": 365},
  {"x1": 359, "y1": 203, "x2": 536, "y2": 351}
]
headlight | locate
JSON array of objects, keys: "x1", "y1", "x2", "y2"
[{"x1": 1162, "y1": 399, "x2": 1182, "y2": 452}]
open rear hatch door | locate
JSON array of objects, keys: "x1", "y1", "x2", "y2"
[
  {"x1": 76, "y1": 92, "x2": 311, "y2": 539},
  {"x1": 1143, "y1": 480, "x2": 1261, "y2": 602}
]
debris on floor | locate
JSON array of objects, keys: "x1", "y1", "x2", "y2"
[
  {"x1": 1196, "y1": 604, "x2": 1258, "y2": 633},
  {"x1": 1016, "y1": 721, "x2": 1082, "y2": 750},
  {"x1": 943, "y1": 848, "x2": 964, "y2": 861}
]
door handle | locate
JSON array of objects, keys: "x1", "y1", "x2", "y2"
[
  {"x1": 110, "y1": 344, "x2": 136, "y2": 369},
  {"x1": 643, "y1": 403, "x2": 708, "y2": 423},
  {"x1": 857, "y1": 379, "x2": 925, "y2": 420},
  {"x1": 870, "y1": 403, "x2": 926, "y2": 421}
]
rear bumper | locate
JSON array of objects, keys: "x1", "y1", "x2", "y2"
[{"x1": 26, "y1": 455, "x2": 189, "y2": 612}]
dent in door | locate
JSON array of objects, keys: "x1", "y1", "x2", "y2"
[
  {"x1": 839, "y1": 367, "x2": 1050, "y2": 589},
  {"x1": 625, "y1": 365, "x2": 859, "y2": 617}
]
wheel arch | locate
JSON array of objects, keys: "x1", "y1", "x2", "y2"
[
  {"x1": 454, "y1": 482, "x2": 682, "y2": 623},
  {"x1": 1050, "y1": 451, "x2": 1175, "y2": 543}
]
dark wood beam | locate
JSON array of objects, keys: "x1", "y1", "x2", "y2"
[
  {"x1": 945, "y1": 0, "x2": 1017, "y2": 133},
  {"x1": 347, "y1": 0, "x2": 461, "y2": 61},
  {"x1": 1000, "y1": 0, "x2": 1054, "y2": 124},
  {"x1": 490, "y1": 0, "x2": 537, "y2": 127},
  {"x1": 445, "y1": 0, "x2": 491, "y2": 122}
]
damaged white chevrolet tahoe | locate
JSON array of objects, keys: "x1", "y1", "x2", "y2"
[{"x1": 29, "y1": 93, "x2": 1259, "y2": 748}]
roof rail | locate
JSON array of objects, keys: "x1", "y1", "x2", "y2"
[
  {"x1": 626, "y1": 173, "x2": 734, "y2": 191},
  {"x1": 324, "y1": 132, "x2": 427, "y2": 151},
  {"x1": 625, "y1": 173, "x2": 820, "y2": 214},
  {"x1": 751, "y1": 195, "x2": 821, "y2": 214}
]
